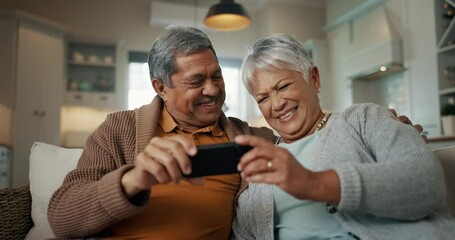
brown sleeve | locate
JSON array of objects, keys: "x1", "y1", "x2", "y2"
[{"x1": 47, "y1": 111, "x2": 149, "y2": 238}]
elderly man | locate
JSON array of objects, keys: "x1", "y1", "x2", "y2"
[{"x1": 48, "y1": 26, "x2": 276, "y2": 239}]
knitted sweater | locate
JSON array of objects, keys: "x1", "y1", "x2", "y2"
[
  {"x1": 47, "y1": 96, "x2": 277, "y2": 238},
  {"x1": 232, "y1": 103, "x2": 455, "y2": 240}
]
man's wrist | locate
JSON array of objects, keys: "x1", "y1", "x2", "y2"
[{"x1": 121, "y1": 169, "x2": 144, "y2": 199}]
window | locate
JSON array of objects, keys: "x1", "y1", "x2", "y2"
[
  {"x1": 127, "y1": 52, "x2": 243, "y2": 119},
  {"x1": 218, "y1": 58, "x2": 242, "y2": 118},
  {"x1": 127, "y1": 52, "x2": 155, "y2": 110}
]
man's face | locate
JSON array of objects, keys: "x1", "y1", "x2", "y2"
[{"x1": 155, "y1": 49, "x2": 226, "y2": 131}]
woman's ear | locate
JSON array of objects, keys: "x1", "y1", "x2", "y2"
[{"x1": 310, "y1": 66, "x2": 321, "y2": 90}]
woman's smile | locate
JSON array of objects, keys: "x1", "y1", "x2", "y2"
[{"x1": 277, "y1": 107, "x2": 298, "y2": 122}]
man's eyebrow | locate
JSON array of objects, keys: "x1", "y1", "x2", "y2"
[{"x1": 213, "y1": 67, "x2": 222, "y2": 74}]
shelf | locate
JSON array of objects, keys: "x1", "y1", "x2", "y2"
[
  {"x1": 439, "y1": 43, "x2": 455, "y2": 53},
  {"x1": 438, "y1": 18, "x2": 455, "y2": 48},
  {"x1": 66, "y1": 40, "x2": 118, "y2": 109},
  {"x1": 437, "y1": 0, "x2": 455, "y2": 48},
  {"x1": 440, "y1": 87, "x2": 455, "y2": 95},
  {"x1": 68, "y1": 60, "x2": 115, "y2": 68},
  {"x1": 435, "y1": 0, "x2": 455, "y2": 136},
  {"x1": 428, "y1": 135, "x2": 455, "y2": 142}
]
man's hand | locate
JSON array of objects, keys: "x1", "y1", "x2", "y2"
[
  {"x1": 121, "y1": 135, "x2": 198, "y2": 198},
  {"x1": 388, "y1": 109, "x2": 428, "y2": 143}
]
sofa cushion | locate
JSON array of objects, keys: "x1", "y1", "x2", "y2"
[{"x1": 25, "y1": 142, "x2": 82, "y2": 239}]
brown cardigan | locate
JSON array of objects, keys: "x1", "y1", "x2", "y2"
[{"x1": 48, "y1": 96, "x2": 277, "y2": 238}]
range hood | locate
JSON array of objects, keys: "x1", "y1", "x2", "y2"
[{"x1": 343, "y1": 6, "x2": 404, "y2": 80}]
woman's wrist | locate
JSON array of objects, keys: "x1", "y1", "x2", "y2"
[{"x1": 307, "y1": 170, "x2": 341, "y2": 204}]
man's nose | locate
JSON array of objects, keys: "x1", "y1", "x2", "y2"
[{"x1": 202, "y1": 80, "x2": 220, "y2": 96}]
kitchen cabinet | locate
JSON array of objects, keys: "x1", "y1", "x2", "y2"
[
  {"x1": 435, "y1": 0, "x2": 455, "y2": 136},
  {"x1": 0, "y1": 10, "x2": 68, "y2": 187},
  {"x1": 65, "y1": 40, "x2": 121, "y2": 109}
]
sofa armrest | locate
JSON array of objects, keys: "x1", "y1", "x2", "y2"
[{"x1": 0, "y1": 185, "x2": 34, "y2": 239}]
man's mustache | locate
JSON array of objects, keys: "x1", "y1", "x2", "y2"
[{"x1": 195, "y1": 94, "x2": 221, "y2": 105}]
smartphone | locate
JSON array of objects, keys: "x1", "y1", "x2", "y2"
[{"x1": 183, "y1": 142, "x2": 252, "y2": 178}]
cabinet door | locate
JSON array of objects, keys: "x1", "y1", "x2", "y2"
[
  {"x1": 66, "y1": 92, "x2": 93, "y2": 106},
  {"x1": 91, "y1": 92, "x2": 117, "y2": 109},
  {"x1": 12, "y1": 24, "x2": 64, "y2": 186},
  {"x1": 65, "y1": 92, "x2": 117, "y2": 109}
]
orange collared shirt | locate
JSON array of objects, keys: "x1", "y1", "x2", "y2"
[{"x1": 108, "y1": 107, "x2": 241, "y2": 239}]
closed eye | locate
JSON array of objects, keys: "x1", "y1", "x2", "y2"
[
  {"x1": 212, "y1": 74, "x2": 223, "y2": 81},
  {"x1": 257, "y1": 96, "x2": 268, "y2": 104},
  {"x1": 188, "y1": 78, "x2": 204, "y2": 87},
  {"x1": 278, "y1": 83, "x2": 291, "y2": 91}
]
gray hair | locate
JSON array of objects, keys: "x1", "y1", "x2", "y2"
[
  {"x1": 241, "y1": 34, "x2": 313, "y2": 94},
  {"x1": 148, "y1": 25, "x2": 217, "y2": 87}
]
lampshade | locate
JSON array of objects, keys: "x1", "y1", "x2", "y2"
[{"x1": 204, "y1": 0, "x2": 251, "y2": 31}]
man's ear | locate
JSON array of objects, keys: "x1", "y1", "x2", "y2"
[{"x1": 152, "y1": 79, "x2": 166, "y2": 99}]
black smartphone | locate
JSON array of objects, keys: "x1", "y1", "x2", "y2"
[{"x1": 183, "y1": 142, "x2": 252, "y2": 178}]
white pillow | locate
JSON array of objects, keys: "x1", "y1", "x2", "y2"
[{"x1": 25, "y1": 142, "x2": 82, "y2": 239}]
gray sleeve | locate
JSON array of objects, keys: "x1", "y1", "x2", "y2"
[
  {"x1": 231, "y1": 184, "x2": 274, "y2": 240},
  {"x1": 332, "y1": 104, "x2": 445, "y2": 220}
]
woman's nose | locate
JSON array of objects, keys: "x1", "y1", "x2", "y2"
[{"x1": 271, "y1": 92, "x2": 285, "y2": 110}]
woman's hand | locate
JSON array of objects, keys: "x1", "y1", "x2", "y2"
[{"x1": 235, "y1": 135, "x2": 341, "y2": 203}]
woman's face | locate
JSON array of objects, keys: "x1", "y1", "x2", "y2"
[{"x1": 250, "y1": 67, "x2": 322, "y2": 143}]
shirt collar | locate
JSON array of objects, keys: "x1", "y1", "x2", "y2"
[{"x1": 159, "y1": 106, "x2": 224, "y2": 136}]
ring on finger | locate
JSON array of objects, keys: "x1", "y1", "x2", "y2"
[{"x1": 266, "y1": 160, "x2": 273, "y2": 170}]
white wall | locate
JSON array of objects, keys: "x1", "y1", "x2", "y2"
[
  {"x1": 325, "y1": 0, "x2": 440, "y2": 136},
  {"x1": 266, "y1": 1, "x2": 326, "y2": 40},
  {"x1": 327, "y1": 23, "x2": 353, "y2": 111}
]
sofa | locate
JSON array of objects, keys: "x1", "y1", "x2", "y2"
[
  {"x1": 0, "y1": 185, "x2": 32, "y2": 239},
  {"x1": 0, "y1": 143, "x2": 454, "y2": 239},
  {"x1": 0, "y1": 142, "x2": 81, "y2": 239}
]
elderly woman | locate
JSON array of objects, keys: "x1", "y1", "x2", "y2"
[{"x1": 232, "y1": 34, "x2": 455, "y2": 239}]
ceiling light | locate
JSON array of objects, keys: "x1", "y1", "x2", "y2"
[{"x1": 204, "y1": 0, "x2": 251, "y2": 31}]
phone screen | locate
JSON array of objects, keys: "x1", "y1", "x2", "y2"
[{"x1": 183, "y1": 143, "x2": 252, "y2": 178}]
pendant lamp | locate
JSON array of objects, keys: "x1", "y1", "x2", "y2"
[{"x1": 204, "y1": 0, "x2": 251, "y2": 31}]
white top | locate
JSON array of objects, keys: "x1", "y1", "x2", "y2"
[{"x1": 274, "y1": 129, "x2": 351, "y2": 239}]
